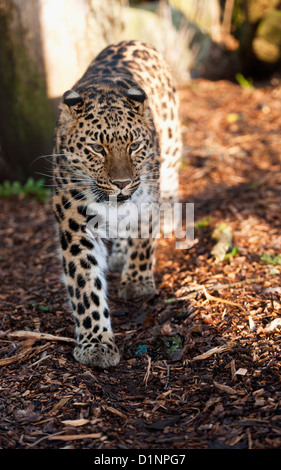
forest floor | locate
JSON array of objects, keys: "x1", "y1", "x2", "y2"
[{"x1": 0, "y1": 77, "x2": 281, "y2": 450}]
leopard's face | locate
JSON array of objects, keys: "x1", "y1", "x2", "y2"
[{"x1": 56, "y1": 85, "x2": 158, "y2": 204}]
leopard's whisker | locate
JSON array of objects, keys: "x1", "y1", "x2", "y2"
[{"x1": 32, "y1": 153, "x2": 68, "y2": 166}]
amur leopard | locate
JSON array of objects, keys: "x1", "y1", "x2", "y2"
[{"x1": 52, "y1": 40, "x2": 182, "y2": 368}]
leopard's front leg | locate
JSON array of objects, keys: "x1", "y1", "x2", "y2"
[{"x1": 54, "y1": 196, "x2": 120, "y2": 368}]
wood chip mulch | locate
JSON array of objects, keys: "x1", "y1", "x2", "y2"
[{"x1": 0, "y1": 77, "x2": 281, "y2": 450}]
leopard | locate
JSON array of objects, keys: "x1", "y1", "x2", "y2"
[{"x1": 52, "y1": 40, "x2": 182, "y2": 368}]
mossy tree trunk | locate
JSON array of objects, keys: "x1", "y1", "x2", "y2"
[{"x1": 0, "y1": 0, "x2": 56, "y2": 183}]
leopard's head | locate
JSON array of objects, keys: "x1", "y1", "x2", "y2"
[{"x1": 56, "y1": 84, "x2": 159, "y2": 204}]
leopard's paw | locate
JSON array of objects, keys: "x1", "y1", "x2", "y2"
[
  {"x1": 74, "y1": 336, "x2": 120, "y2": 368},
  {"x1": 118, "y1": 275, "x2": 156, "y2": 300},
  {"x1": 108, "y1": 252, "x2": 126, "y2": 272}
]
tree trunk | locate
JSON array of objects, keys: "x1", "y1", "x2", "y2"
[
  {"x1": 0, "y1": 0, "x2": 125, "y2": 183},
  {"x1": 0, "y1": 0, "x2": 55, "y2": 182}
]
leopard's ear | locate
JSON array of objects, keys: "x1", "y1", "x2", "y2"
[
  {"x1": 58, "y1": 90, "x2": 84, "y2": 136},
  {"x1": 126, "y1": 86, "x2": 148, "y2": 115},
  {"x1": 126, "y1": 86, "x2": 147, "y2": 104},
  {"x1": 63, "y1": 90, "x2": 84, "y2": 107}
]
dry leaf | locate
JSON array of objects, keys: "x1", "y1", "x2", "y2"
[
  {"x1": 51, "y1": 396, "x2": 72, "y2": 414},
  {"x1": 214, "y1": 381, "x2": 244, "y2": 395},
  {"x1": 160, "y1": 322, "x2": 173, "y2": 335},
  {"x1": 227, "y1": 433, "x2": 246, "y2": 447},
  {"x1": 264, "y1": 287, "x2": 281, "y2": 294},
  {"x1": 103, "y1": 406, "x2": 127, "y2": 419},
  {"x1": 230, "y1": 359, "x2": 236, "y2": 379},
  {"x1": 211, "y1": 223, "x2": 232, "y2": 262},
  {"x1": 263, "y1": 318, "x2": 281, "y2": 333}
]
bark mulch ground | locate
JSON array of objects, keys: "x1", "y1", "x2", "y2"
[{"x1": 0, "y1": 77, "x2": 281, "y2": 450}]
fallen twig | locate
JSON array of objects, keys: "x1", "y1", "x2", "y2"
[
  {"x1": 201, "y1": 285, "x2": 246, "y2": 312},
  {"x1": 28, "y1": 353, "x2": 51, "y2": 368},
  {"x1": 103, "y1": 406, "x2": 127, "y2": 419},
  {"x1": 7, "y1": 330, "x2": 75, "y2": 343},
  {"x1": 191, "y1": 343, "x2": 234, "y2": 362},
  {"x1": 143, "y1": 355, "x2": 152, "y2": 388},
  {"x1": 0, "y1": 330, "x2": 74, "y2": 366},
  {"x1": 48, "y1": 432, "x2": 103, "y2": 441},
  {"x1": 0, "y1": 343, "x2": 49, "y2": 367},
  {"x1": 165, "y1": 364, "x2": 171, "y2": 389},
  {"x1": 165, "y1": 277, "x2": 264, "y2": 304},
  {"x1": 115, "y1": 329, "x2": 137, "y2": 336},
  {"x1": 0, "y1": 350, "x2": 29, "y2": 367},
  {"x1": 26, "y1": 431, "x2": 66, "y2": 448}
]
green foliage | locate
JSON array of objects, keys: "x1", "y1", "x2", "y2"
[
  {"x1": 164, "y1": 335, "x2": 183, "y2": 359},
  {"x1": 225, "y1": 245, "x2": 239, "y2": 261},
  {"x1": 232, "y1": 0, "x2": 246, "y2": 28},
  {"x1": 0, "y1": 177, "x2": 51, "y2": 203},
  {"x1": 260, "y1": 253, "x2": 281, "y2": 265},
  {"x1": 155, "y1": 334, "x2": 183, "y2": 360},
  {"x1": 257, "y1": 10, "x2": 281, "y2": 44},
  {"x1": 235, "y1": 73, "x2": 254, "y2": 88},
  {"x1": 194, "y1": 217, "x2": 212, "y2": 230},
  {"x1": 28, "y1": 300, "x2": 53, "y2": 312}
]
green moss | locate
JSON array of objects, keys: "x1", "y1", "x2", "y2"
[
  {"x1": 246, "y1": 0, "x2": 279, "y2": 24},
  {"x1": 257, "y1": 10, "x2": 281, "y2": 45},
  {"x1": 253, "y1": 10, "x2": 281, "y2": 63},
  {"x1": 155, "y1": 335, "x2": 183, "y2": 360},
  {"x1": 165, "y1": 335, "x2": 183, "y2": 359},
  {"x1": 260, "y1": 253, "x2": 281, "y2": 265}
]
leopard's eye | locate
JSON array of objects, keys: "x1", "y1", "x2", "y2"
[
  {"x1": 129, "y1": 142, "x2": 141, "y2": 152},
  {"x1": 90, "y1": 144, "x2": 104, "y2": 154}
]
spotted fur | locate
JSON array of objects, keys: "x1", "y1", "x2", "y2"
[{"x1": 52, "y1": 40, "x2": 182, "y2": 368}]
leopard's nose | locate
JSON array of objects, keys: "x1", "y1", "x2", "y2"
[{"x1": 110, "y1": 179, "x2": 132, "y2": 190}]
